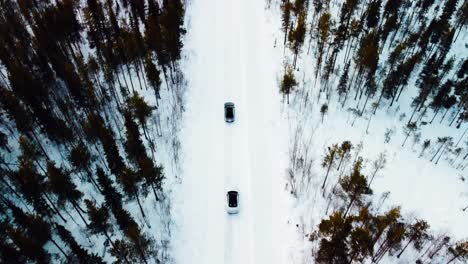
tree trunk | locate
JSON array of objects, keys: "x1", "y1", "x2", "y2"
[
  {"x1": 366, "y1": 112, "x2": 373, "y2": 133},
  {"x1": 397, "y1": 237, "x2": 413, "y2": 258},
  {"x1": 50, "y1": 238, "x2": 69, "y2": 259},
  {"x1": 395, "y1": 83, "x2": 406, "y2": 102},
  {"x1": 440, "y1": 107, "x2": 451, "y2": 123},
  {"x1": 134, "y1": 62, "x2": 143, "y2": 90},
  {"x1": 71, "y1": 202, "x2": 88, "y2": 226},
  {"x1": 446, "y1": 255, "x2": 459, "y2": 264},
  {"x1": 408, "y1": 102, "x2": 421, "y2": 124},
  {"x1": 135, "y1": 190, "x2": 146, "y2": 218},
  {"x1": 419, "y1": 147, "x2": 428, "y2": 158},
  {"x1": 321, "y1": 162, "x2": 333, "y2": 190},
  {"x1": 430, "y1": 107, "x2": 440, "y2": 123},
  {"x1": 431, "y1": 142, "x2": 446, "y2": 162},
  {"x1": 455, "y1": 126, "x2": 468, "y2": 147},
  {"x1": 134, "y1": 240, "x2": 148, "y2": 264},
  {"x1": 343, "y1": 196, "x2": 355, "y2": 218},
  {"x1": 435, "y1": 141, "x2": 450, "y2": 164},
  {"x1": 104, "y1": 231, "x2": 131, "y2": 264},
  {"x1": 119, "y1": 64, "x2": 130, "y2": 94},
  {"x1": 125, "y1": 64, "x2": 135, "y2": 92},
  {"x1": 43, "y1": 194, "x2": 68, "y2": 223},
  {"x1": 336, "y1": 156, "x2": 344, "y2": 171}
]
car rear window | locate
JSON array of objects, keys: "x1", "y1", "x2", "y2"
[
  {"x1": 226, "y1": 107, "x2": 233, "y2": 118},
  {"x1": 228, "y1": 192, "x2": 238, "y2": 207}
]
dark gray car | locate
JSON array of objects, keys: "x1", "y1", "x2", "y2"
[{"x1": 224, "y1": 102, "x2": 235, "y2": 123}]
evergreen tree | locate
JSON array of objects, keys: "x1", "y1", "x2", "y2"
[
  {"x1": 55, "y1": 224, "x2": 105, "y2": 264},
  {"x1": 429, "y1": 80, "x2": 456, "y2": 123},
  {"x1": 397, "y1": 220, "x2": 430, "y2": 258},
  {"x1": 337, "y1": 61, "x2": 350, "y2": 102},
  {"x1": 316, "y1": 211, "x2": 353, "y2": 263},
  {"x1": 46, "y1": 161, "x2": 88, "y2": 225},
  {"x1": 349, "y1": 227, "x2": 374, "y2": 263},
  {"x1": 339, "y1": 157, "x2": 372, "y2": 217},
  {"x1": 365, "y1": 0, "x2": 382, "y2": 29},
  {"x1": 144, "y1": 54, "x2": 162, "y2": 102},
  {"x1": 160, "y1": 0, "x2": 186, "y2": 69},
  {"x1": 288, "y1": 9, "x2": 307, "y2": 68},
  {"x1": 336, "y1": 141, "x2": 352, "y2": 170},
  {"x1": 320, "y1": 103, "x2": 329, "y2": 123},
  {"x1": 316, "y1": 12, "x2": 331, "y2": 77},
  {"x1": 280, "y1": 65, "x2": 297, "y2": 104},
  {"x1": 446, "y1": 240, "x2": 468, "y2": 264},
  {"x1": 322, "y1": 144, "x2": 339, "y2": 190},
  {"x1": 281, "y1": 1, "x2": 293, "y2": 47},
  {"x1": 127, "y1": 92, "x2": 154, "y2": 140}
]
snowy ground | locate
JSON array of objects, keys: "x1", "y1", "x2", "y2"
[
  {"x1": 276, "y1": 0, "x2": 468, "y2": 263},
  {"x1": 171, "y1": 0, "x2": 467, "y2": 263},
  {"x1": 172, "y1": 0, "x2": 296, "y2": 263}
]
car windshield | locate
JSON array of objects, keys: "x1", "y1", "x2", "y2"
[
  {"x1": 226, "y1": 107, "x2": 233, "y2": 118},
  {"x1": 228, "y1": 192, "x2": 238, "y2": 207}
]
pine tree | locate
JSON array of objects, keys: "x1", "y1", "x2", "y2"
[
  {"x1": 321, "y1": 144, "x2": 339, "y2": 190},
  {"x1": 85, "y1": 198, "x2": 131, "y2": 263},
  {"x1": 12, "y1": 144, "x2": 54, "y2": 219},
  {"x1": 0, "y1": 220, "x2": 26, "y2": 263},
  {"x1": 84, "y1": 199, "x2": 113, "y2": 242},
  {"x1": 429, "y1": 80, "x2": 457, "y2": 123},
  {"x1": 280, "y1": 65, "x2": 297, "y2": 104},
  {"x1": 446, "y1": 240, "x2": 468, "y2": 264},
  {"x1": 95, "y1": 166, "x2": 150, "y2": 263},
  {"x1": 409, "y1": 54, "x2": 440, "y2": 124},
  {"x1": 281, "y1": 1, "x2": 293, "y2": 47},
  {"x1": 69, "y1": 143, "x2": 101, "y2": 191},
  {"x1": 355, "y1": 30, "x2": 379, "y2": 83},
  {"x1": 397, "y1": 220, "x2": 430, "y2": 258},
  {"x1": 349, "y1": 227, "x2": 374, "y2": 263},
  {"x1": 288, "y1": 9, "x2": 307, "y2": 68},
  {"x1": 365, "y1": 0, "x2": 382, "y2": 29},
  {"x1": 4, "y1": 223, "x2": 51, "y2": 264},
  {"x1": 372, "y1": 221, "x2": 406, "y2": 263},
  {"x1": 55, "y1": 224, "x2": 105, "y2": 264},
  {"x1": 316, "y1": 12, "x2": 331, "y2": 77},
  {"x1": 8, "y1": 203, "x2": 68, "y2": 259},
  {"x1": 160, "y1": 0, "x2": 186, "y2": 72},
  {"x1": 316, "y1": 211, "x2": 353, "y2": 263},
  {"x1": 320, "y1": 103, "x2": 329, "y2": 123},
  {"x1": 0, "y1": 86, "x2": 33, "y2": 134},
  {"x1": 46, "y1": 161, "x2": 88, "y2": 225},
  {"x1": 144, "y1": 54, "x2": 162, "y2": 102},
  {"x1": 453, "y1": 2, "x2": 468, "y2": 42},
  {"x1": 402, "y1": 122, "x2": 419, "y2": 147},
  {"x1": 336, "y1": 141, "x2": 352, "y2": 170},
  {"x1": 84, "y1": 113, "x2": 125, "y2": 177},
  {"x1": 339, "y1": 157, "x2": 372, "y2": 217},
  {"x1": 419, "y1": 139, "x2": 431, "y2": 157},
  {"x1": 127, "y1": 92, "x2": 154, "y2": 140},
  {"x1": 338, "y1": 61, "x2": 350, "y2": 104}
]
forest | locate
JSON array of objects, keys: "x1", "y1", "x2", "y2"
[
  {"x1": 277, "y1": 0, "x2": 468, "y2": 263},
  {"x1": 0, "y1": 0, "x2": 185, "y2": 263}
]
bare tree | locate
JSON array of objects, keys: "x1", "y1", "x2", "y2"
[{"x1": 368, "y1": 152, "x2": 387, "y2": 188}]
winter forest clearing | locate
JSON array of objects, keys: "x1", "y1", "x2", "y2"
[{"x1": 0, "y1": 0, "x2": 467, "y2": 264}]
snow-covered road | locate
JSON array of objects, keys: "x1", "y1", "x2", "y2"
[{"x1": 173, "y1": 0, "x2": 293, "y2": 263}]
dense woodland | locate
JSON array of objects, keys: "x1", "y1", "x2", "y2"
[
  {"x1": 277, "y1": 0, "x2": 468, "y2": 263},
  {"x1": 280, "y1": 0, "x2": 468, "y2": 168},
  {"x1": 0, "y1": 0, "x2": 185, "y2": 263}
]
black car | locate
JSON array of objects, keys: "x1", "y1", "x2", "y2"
[{"x1": 224, "y1": 102, "x2": 235, "y2": 123}]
